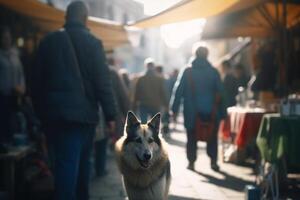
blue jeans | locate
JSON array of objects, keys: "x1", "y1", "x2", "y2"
[
  {"x1": 139, "y1": 105, "x2": 159, "y2": 124},
  {"x1": 45, "y1": 123, "x2": 95, "y2": 200}
]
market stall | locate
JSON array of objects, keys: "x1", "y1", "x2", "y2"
[
  {"x1": 256, "y1": 113, "x2": 300, "y2": 199},
  {"x1": 201, "y1": 1, "x2": 300, "y2": 92},
  {"x1": 220, "y1": 106, "x2": 267, "y2": 163},
  {"x1": 257, "y1": 113, "x2": 300, "y2": 167},
  {"x1": 202, "y1": 1, "x2": 300, "y2": 39},
  {"x1": 0, "y1": 0, "x2": 128, "y2": 50}
]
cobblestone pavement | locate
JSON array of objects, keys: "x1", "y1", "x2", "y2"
[{"x1": 90, "y1": 122, "x2": 256, "y2": 200}]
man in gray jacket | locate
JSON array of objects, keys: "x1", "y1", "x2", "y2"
[{"x1": 31, "y1": 1, "x2": 116, "y2": 199}]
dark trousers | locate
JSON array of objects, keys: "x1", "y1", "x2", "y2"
[
  {"x1": 45, "y1": 123, "x2": 95, "y2": 200},
  {"x1": 0, "y1": 95, "x2": 15, "y2": 143},
  {"x1": 186, "y1": 125, "x2": 219, "y2": 164},
  {"x1": 94, "y1": 137, "x2": 108, "y2": 176}
]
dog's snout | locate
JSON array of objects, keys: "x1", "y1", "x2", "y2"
[{"x1": 143, "y1": 152, "x2": 152, "y2": 160}]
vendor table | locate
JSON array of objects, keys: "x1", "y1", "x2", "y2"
[
  {"x1": 220, "y1": 106, "x2": 266, "y2": 149},
  {"x1": 0, "y1": 145, "x2": 34, "y2": 200},
  {"x1": 257, "y1": 113, "x2": 300, "y2": 167},
  {"x1": 256, "y1": 114, "x2": 300, "y2": 199}
]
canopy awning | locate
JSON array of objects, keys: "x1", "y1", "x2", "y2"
[
  {"x1": 202, "y1": 1, "x2": 300, "y2": 39},
  {"x1": 129, "y1": 0, "x2": 263, "y2": 28},
  {"x1": 0, "y1": 0, "x2": 128, "y2": 50}
]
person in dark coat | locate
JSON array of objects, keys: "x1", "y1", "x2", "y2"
[
  {"x1": 133, "y1": 58, "x2": 168, "y2": 123},
  {"x1": 251, "y1": 42, "x2": 277, "y2": 93},
  {"x1": 166, "y1": 69, "x2": 179, "y2": 100},
  {"x1": 0, "y1": 26, "x2": 26, "y2": 143},
  {"x1": 93, "y1": 58, "x2": 130, "y2": 177},
  {"x1": 221, "y1": 60, "x2": 238, "y2": 107},
  {"x1": 233, "y1": 63, "x2": 250, "y2": 88},
  {"x1": 171, "y1": 46, "x2": 225, "y2": 171},
  {"x1": 31, "y1": 1, "x2": 116, "y2": 199}
]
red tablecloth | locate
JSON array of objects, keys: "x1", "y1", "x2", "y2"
[{"x1": 220, "y1": 107, "x2": 266, "y2": 149}]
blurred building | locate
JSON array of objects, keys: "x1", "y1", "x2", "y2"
[
  {"x1": 38, "y1": 0, "x2": 234, "y2": 75},
  {"x1": 39, "y1": 0, "x2": 153, "y2": 73},
  {"x1": 39, "y1": 0, "x2": 144, "y2": 23}
]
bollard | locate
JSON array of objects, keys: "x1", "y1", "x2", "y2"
[{"x1": 245, "y1": 185, "x2": 260, "y2": 200}]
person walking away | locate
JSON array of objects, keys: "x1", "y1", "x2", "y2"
[
  {"x1": 94, "y1": 107, "x2": 108, "y2": 177},
  {"x1": 166, "y1": 69, "x2": 179, "y2": 130},
  {"x1": 119, "y1": 68, "x2": 131, "y2": 92},
  {"x1": 170, "y1": 46, "x2": 225, "y2": 171},
  {"x1": 108, "y1": 58, "x2": 130, "y2": 139},
  {"x1": 233, "y1": 63, "x2": 250, "y2": 89},
  {"x1": 0, "y1": 26, "x2": 26, "y2": 143},
  {"x1": 31, "y1": 2, "x2": 116, "y2": 200},
  {"x1": 133, "y1": 58, "x2": 168, "y2": 123},
  {"x1": 250, "y1": 41, "x2": 277, "y2": 100},
  {"x1": 93, "y1": 58, "x2": 130, "y2": 177},
  {"x1": 166, "y1": 69, "x2": 179, "y2": 100},
  {"x1": 155, "y1": 65, "x2": 170, "y2": 135},
  {"x1": 221, "y1": 60, "x2": 238, "y2": 107}
]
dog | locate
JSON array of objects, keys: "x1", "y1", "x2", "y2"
[{"x1": 115, "y1": 111, "x2": 171, "y2": 200}]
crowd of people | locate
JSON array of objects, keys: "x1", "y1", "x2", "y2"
[
  {"x1": 0, "y1": 2, "x2": 179, "y2": 200},
  {"x1": 0, "y1": 1, "x2": 279, "y2": 200}
]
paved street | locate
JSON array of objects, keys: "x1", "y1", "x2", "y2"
[{"x1": 90, "y1": 122, "x2": 256, "y2": 200}]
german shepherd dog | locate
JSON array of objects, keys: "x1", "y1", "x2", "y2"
[{"x1": 115, "y1": 111, "x2": 171, "y2": 200}]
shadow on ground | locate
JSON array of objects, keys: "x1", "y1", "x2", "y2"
[
  {"x1": 169, "y1": 194, "x2": 203, "y2": 200},
  {"x1": 165, "y1": 136, "x2": 205, "y2": 150},
  {"x1": 165, "y1": 136, "x2": 186, "y2": 148},
  {"x1": 195, "y1": 170, "x2": 254, "y2": 192}
]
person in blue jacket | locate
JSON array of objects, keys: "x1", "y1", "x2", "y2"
[{"x1": 170, "y1": 45, "x2": 225, "y2": 171}]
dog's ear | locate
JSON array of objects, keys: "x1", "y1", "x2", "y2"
[
  {"x1": 126, "y1": 111, "x2": 140, "y2": 128},
  {"x1": 148, "y1": 113, "x2": 161, "y2": 136},
  {"x1": 126, "y1": 111, "x2": 140, "y2": 137}
]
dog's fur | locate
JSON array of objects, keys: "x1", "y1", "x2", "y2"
[{"x1": 115, "y1": 111, "x2": 171, "y2": 200}]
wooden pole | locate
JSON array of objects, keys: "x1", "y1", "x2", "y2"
[{"x1": 282, "y1": 0, "x2": 288, "y2": 94}]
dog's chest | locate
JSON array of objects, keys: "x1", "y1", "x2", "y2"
[{"x1": 124, "y1": 173, "x2": 167, "y2": 200}]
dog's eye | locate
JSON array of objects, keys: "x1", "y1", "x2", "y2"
[
  {"x1": 135, "y1": 137, "x2": 142, "y2": 143},
  {"x1": 148, "y1": 137, "x2": 154, "y2": 143}
]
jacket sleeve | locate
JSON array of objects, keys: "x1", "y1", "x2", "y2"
[
  {"x1": 170, "y1": 68, "x2": 187, "y2": 113},
  {"x1": 91, "y1": 40, "x2": 116, "y2": 121}
]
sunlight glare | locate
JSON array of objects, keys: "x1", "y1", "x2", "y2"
[
  {"x1": 133, "y1": 0, "x2": 182, "y2": 16},
  {"x1": 160, "y1": 19, "x2": 206, "y2": 49}
]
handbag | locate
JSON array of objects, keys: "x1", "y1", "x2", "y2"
[
  {"x1": 194, "y1": 113, "x2": 215, "y2": 141},
  {"x1": 187, "y1": 68, "x2": 218, "y2": 142}
]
